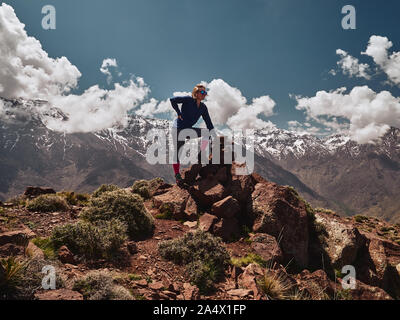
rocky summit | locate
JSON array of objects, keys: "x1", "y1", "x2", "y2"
[{"x1": 1, "y1": 162, "x2": 400, "y2": 300}]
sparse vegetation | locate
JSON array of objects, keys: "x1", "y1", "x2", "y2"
[
  {"x1": 26, "y1": 194, "x2": 69, "y2": 213},
  {"x1": 131, "y1": 178, "x2": 164, "y2": 200},
  {"x1": 131, "y1": 180, "x2": 151, "y2": 199},
  {"x1": 32, "y1": 237, "x2": 57, "y2": 259},
  {"x1": 231, "y1": 253, "x2": 267, "y2": 268},
  {"x1": 155, "y1": 203, "x2": 174, "y2": 220},
  {"x1": 91, "y1": 184, "x2": 120, "y2": 198},
  {"x1": 158, "y1": 230, "x2": 230, "y2": 294},
  {"x1": 73, "y1": 270, "x2": 133, "y2": 300},
  {"x1": 57, "y1": 191, "x2": 89, "y2": 206},
  {"x1": 354, "y1": 215, "x2": 369, "y2": 223},
  {"x1": 0, "y1": 257, "x2": 27, "y2": 298},
  {"x1": 51, "y1": 219, "x2": 127, "y2": 260},
  {"x1": 6, "y1": 195, "x2": 26, "y2": 207},
  {"x1": 315, "y1": 207, "x2": 335, "y2": 214},
  {"x1": 257, "y1": 270, "x2": 292, "y2": 300},
  {"x1": 80, "y1": 189, "x2": 154, "y2": 239}
]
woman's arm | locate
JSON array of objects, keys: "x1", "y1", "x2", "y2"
[
  {"x1": 201, "y1": 106, "x2": 215, "y2": 131},
  {"x1": 169, "y1": 96, "x2": 187, "y2": 117}
]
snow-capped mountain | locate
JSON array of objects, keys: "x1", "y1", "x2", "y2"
[{"x1": 1, "y1": 97, "x2": 399, "y2": 222}]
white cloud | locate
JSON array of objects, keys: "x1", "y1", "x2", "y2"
[
  {"x1": 226, "y1": 95, "x2": 276, "y2": 130},
  {"x1": 0, "y1": 3, "x2": 151, "y2": 133},
  {"x1": 134, "y1": 79, "x2": 277, "y2": 130},
  {"x1": 362, "y1": 35, "x2": 400, "y2": 86},
  {"x1": 100, "y1": 58, "x2": 118, "y2": 84},
  {"x1": 333, "y1": 49, "x2": 371, "y2": 79},
  {"x1": 295, "y1": 86, "x2": 400, "y2": 143},
  {"x1": 44, "y1": 79, "x2": 149, "y2": 133},
  {"x1": 0, "y1": 3, "x2": 81, "y2": 99}
]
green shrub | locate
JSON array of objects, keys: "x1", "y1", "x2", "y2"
[
  {"x1": 0, "y1": 257, "x2": 27, "y2": 298},
  {"x1": 131, "y1": 180, "x2": 151, "y2": 199},
  {"x1": 258, "y1": 270, "x2": 292, "y2": 300},
  {"x1": 354, "y1": 215, "x2": 369, "y2": 223},
  {"x1": 91, "y1": 184, "x2": 120, "y2": 198},
  {"x1": 158, "y1": 230, "x2": 230, "y2": 293},
  {"x1": 57, "y1": 191, "x2": 89, "y2": 206},
  {"x1": 0, "y1": 256, "x2": 64, "y2": 300},
  {"x1": 73, "y1": 270, "x2": 133, "y2": 300},
  {"x1": 155, "y1": 203, "x2": 174, "y2": 220},
  {"x1": 26, "y1": 194, "x2": 69, "y2": 213},
  {"x1": 131, "y1": 178, "x2": 164, "y2": 200},
  {"x1": 51, "y1": 219, "x2": 127, "y2": 260},
  {"x1": 231, "y1": 253, "x2": 267, "y2": 268},
  {"x1": 32, "y1": 237, "x2": 57, "y2": 259},
  {"x1": 80, "y1": 189, "x2": 154, "y2": 239}
]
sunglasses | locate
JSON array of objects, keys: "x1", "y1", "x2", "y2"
[{"x1": 199, "y1": 90, "x2": 207, "y2": 95}]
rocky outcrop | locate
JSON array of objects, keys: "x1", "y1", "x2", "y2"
[
  {"x1": 314, "y1": 211, "x2": 366, "y2": 268},
  {"x1": 34, "y1": 289, "x2": 83, "y2": 300},
  {"x1": 24, "y1": 186, "x2": 56, "y2": 199},
  {"x1": 249, "y1": 182, "x2": 309, "y2": 268}
]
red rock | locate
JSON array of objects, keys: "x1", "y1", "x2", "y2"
[
  {"x1": 191, "y1": 178, "x2": 228, "y2": 207},
  {"x1": 182, "y1": 283, "x2": 200, "y2": 300},
  {"x1": 0, "y1": 243, "x2": 24, "y2": 257},
  {"x1": 34, "y1": 289, "x2": 83, "y2": 300},
  {"x1": 182, "y1": 164, "x2": 202, "y2": 184},
  {"x1": 215, "y1": 166, "x2": 229, "y2": 184},
  {"x1": 343, "y1": 280, "x2": 393, "y2": 300},
  {"x1": 355, "y1": 232, "x2": 400, "y2": 298},
  {"x1": 0, "y1": 227, "x2": 36, "y2": 246},
  {"x1": 26, "y1": 241, "x2": 44, "y2": 259},
  {"x1": 211, "y1": 196, "x2": 240, "y2": 219},
  {"x1": 213, "y1": 217, "x2": 240, "y2": 241},
  {"x1": 153, "y1": 185, "x2": 191, "y2": 220},
  {"x1": 149, "y1": 281, "x2": 164, "y2": 290},
  {"x1": 24, "y1": 186, "x2": 56, "y2": 198},
  {"x1": 315, "y1": 211, "x2": 366, "y2": 268},
  {"x1": 296, "y1": 269, "x2": 337, "y2": 299},
  {"x1": 249, "y1": 183, "x2": 309, "y2": 268},
  {"x1": 199, "y1": 213, "x2": 218, "y2": 232},
  {"x1": 237, "y1": 263, "x2": 264, "y2": 300},
  {"x1": 184, "y1": 196, "x2": 198, "y2": 221},
  {"x1": 227, "y1": 289, "x2": 253, "y2": 297},
  {"x1": 58, "y1": 245, "x2": 76, "y2": 264},
  {"x1": 250, "y1": 233, "x2": 284, "y2": 265},
  {"x1": 228, "y1": 174, "x2": 254, "y2": 204}
]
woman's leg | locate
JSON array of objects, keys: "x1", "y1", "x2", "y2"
[{"x1": 172, "y1": 128, "x2": 184, "y2": 176}]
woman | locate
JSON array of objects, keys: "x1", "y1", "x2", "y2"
[{"x1": 170, "y1": 84, "x2": 216, "y2": 183}]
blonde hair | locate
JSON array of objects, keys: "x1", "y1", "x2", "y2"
[{"x1": 192, "y1": 84, "x2": 206, "y2": 99}]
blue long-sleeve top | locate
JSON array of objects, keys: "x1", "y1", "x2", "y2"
[{"x1": 170, "y1": 96, "x2": 214, "y2": 130}]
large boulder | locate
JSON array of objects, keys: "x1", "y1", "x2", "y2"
[
  {"x1": 295, "y1": 269, "x2": 337, "y2": 299},
  {"x1": 0, "y1": 227, "x2": 36, "y2": 247},
  {"x1": 153, "y1": 185, "x2": 192, "y2": 220},
  {"x1": 314, "y1": 211, "x2": 366, "y2": 268},
  {"x1": 249, "y1": 233, "x2": 284, "y2": 265},
  {"x1": 213, "y1": 217, "x2": 240, "y2": 241},
  {"x1": 249, "y1": 182, "x2": 309, "y2": 268},
  {"x1": 237, "y1": 263, "x2": 264, "y2": 300},
  {"x1": 191, "y1": 177, "x2": 229, "y2": 207},
  {"x1": 211, "y1": 196, "x2": 240, "y2": 219},
  {"x1": 198, "y1": 213, "x2": 218, "y2": 232},
  {"x1": 355, "y1": 232, "x2": 400, "y2": 298}
]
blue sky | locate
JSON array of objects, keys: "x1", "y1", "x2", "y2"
[{"x1": 2, "y1": 0, "x2": 400, "y2": 132}]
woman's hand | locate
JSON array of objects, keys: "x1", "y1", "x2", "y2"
[{"x1": 178, "y1": 115, "x2": 183, "y2": 120}]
